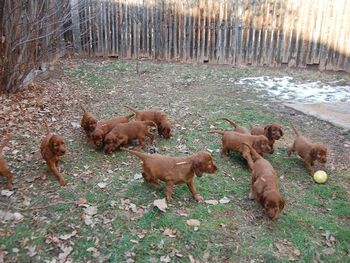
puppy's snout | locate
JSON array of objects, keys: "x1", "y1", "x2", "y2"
[{"x1": 59, "y1": 146, "x2": 66, "y2": 155}]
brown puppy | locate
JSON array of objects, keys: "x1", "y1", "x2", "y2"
[
  {"x1": 251, "y1": 124, "x2": 284, "y2": 153},
  {"x1": 122, "y1": 147, "x2": 217, "y2": 201},
  {"x1": 104, "y1": 121, "x2": 157, "y2": 154},
  {"x1": 80, "y1": 104, "x2": 97, "y2": 140},
  {"x1": 40, "y1": 123, "x2": 67, "y2": 186},
  {"x1": 243, "y1": 143, "x2": 285, "y2": 220},
  {"x1": 210, "y1": 130, "x2": 271, "y2": 170},
  {"x1": 0, "y1": 134, "x2": 14, "y2": 189},
  {"x1": 288, "y1": 124, "x2": 327, "y2": 175},
  {"x1": 125, "y1": 105, "x2": 172, "y2": 139},
  {"x1": 91, "y1": 114, "x2": 134, "y2": 148},
  {"x1": 222, "y1": 118, "x2": 250, "y2": 134}
]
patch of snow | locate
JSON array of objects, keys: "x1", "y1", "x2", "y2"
[{"x1": 236, "y1": 76, "x2": 350, "y2": 103}]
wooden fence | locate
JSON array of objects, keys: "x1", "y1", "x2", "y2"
[{"x1": 71, "y1": 0, "x2": 350, "y2": 72}]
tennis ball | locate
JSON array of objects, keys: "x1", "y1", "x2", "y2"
[{"x1": 313, "y1": 170, "x2": 328, "y2": 184}]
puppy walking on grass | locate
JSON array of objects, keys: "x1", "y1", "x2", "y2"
[
  {"x1": 122, "y1": 147, "x2": 217, "y2": 202},
  {"x1": 40, "y1": 122, "x2": 67, "y2": 186},
  {"x1": 243, "y1": 143, "x2": 285, "y2": 220},
  {"x1": 288, "y1": 124, "x2": 327, "y2": 175}
]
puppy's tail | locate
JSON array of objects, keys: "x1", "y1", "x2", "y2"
[
  {"x1": 80, "y1": 103, "x2": 87, "y2": 113},
  {"x1": 222, "y1": 118, "x2": 238, "y2": 128},
  {"x1": 209, "y1": 130, "x2": 225, "y2": 135},
  {"x1": 290, "y1": 123, "x2": 300, "y2": 136},
  {"x1": 121, "y1": 147, "x2": 149, "y2": 161},
  {"x1": 44, "y1": 120, "x2": 51, "y2": 135},
  {"x1": 124, "y1": 105, "x2": 139, "y2": 114},
  {"x1": 0, "y1": 132, "x2": 11, "y2": 152},
  {"x1": 242, "y1": 142, "x2": 262, "y2": 162}
]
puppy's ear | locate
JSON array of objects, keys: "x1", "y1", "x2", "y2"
[
  {"x1": 264, "y1": 125, "x2": 273, "y2": 138},
  {"x1": 279, "y1": 126, "x2": 284, "y2": 137},
  {"x1": 252, "y1": 139, "x2": 262, "y2": 153},
  {"x1": 192, "y1": 157, "x2": 203, "y2": 177},
  {"x1": 310, "y1": 148, "x2": 318, "y2": 160},
  {"x1": 279, "y1": 198, "x2": 285, "y2": 211},
  {"x1": 49, "y1": 137, "x2": 57, "y2": 152}
]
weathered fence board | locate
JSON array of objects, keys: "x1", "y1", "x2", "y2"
[{"x1": 71, "y1": 0, "x2": 350, "y2": 72}]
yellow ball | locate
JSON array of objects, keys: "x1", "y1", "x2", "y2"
[{"x1": 313, "y1": 170, "x2": 328, "y2": 184}]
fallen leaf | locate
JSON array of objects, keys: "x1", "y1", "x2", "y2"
[
  {"x1": 59, "y1": 230, "x2": 77, "y2": 240},
  {"x1": 0, "y1": 210, "x2": 24, "y2": 223},
  {"x1": 84, "y1": 206, "x2": 97, "y2": 216},
  {"x1": 27, "y1": 246, "x2": 37, "y2": 257},
  {"x1": 71, "y1": 122, "x2": 80, "y2": 128},
  {"x1": 163, "y1": 228, "x2": 177, "y2": 238},
  {"x1": 153, "y1": 198, "x2": 167, "y2": 212},
  {"x1": 76, "y1": 198, "x2": 87, "y2": 206},
  {"x1": 22, "y1": 196, "x2": 31, "y2": 206},
  {"x1": 0, "y1": 190, "x2": 14, "y2": 197},
  {"x1": 204, "y1": 200, "x2": 218, "y2": 205},
  {"x1": 58, "y1": 246, "x2": 73, "y2": 262},
  {"x1": 186, "y1": 219, "x2": 200, "y2": 227},
  {"x1": 97, "y1": 182, "x2": 107, "y2": 189},
  {"x1": 219, "y1": 197, "x2": 230, "y2": 204},
  {"x1": 189, "y1": 254, "x2": 196, "y2": 263},
  {"x1": 84, "y1": 215, "x2": 93, "y2": 226},
  {"x1": 133, "y1": 173, "x2": 143, "y2": 180},
  {"x1": 160, "y1": 255, "x2": 171, "y2": 262},
  {"x1": 322, "y1": 247, "x2": 335, "y2": 255}
]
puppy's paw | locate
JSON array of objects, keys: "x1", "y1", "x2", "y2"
[
  {"x1": 194, "y1": 194, "x2": 204, "y2": 201},
  {"x1": 59, "y1": 179, "x2": 67, "y2": 186}
]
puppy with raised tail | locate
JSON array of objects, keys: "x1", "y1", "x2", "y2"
[
  {"x1": 121, "y1": 147, "x2": 217, "y2": 201},
  {"x1": 288, "y1": 123, "x2": 327, "y2": 175},
  {"x1": 222, "y1": 118, "x2": 250, "y2": 134}
]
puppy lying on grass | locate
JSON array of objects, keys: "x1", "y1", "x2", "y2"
[
  {"x1": 90, "y1": 114, "x2": 134, "y2": 149},
  {"x1": 104, "y1": 121, "x2": 157, "y2": 154},
  {"x1": 125, "y1": 105, "x2": 172, "y2": 139}
]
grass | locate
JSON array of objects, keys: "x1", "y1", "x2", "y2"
[{"x1": 0, "y1": 59, "x2": 349, "y2": 262}]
